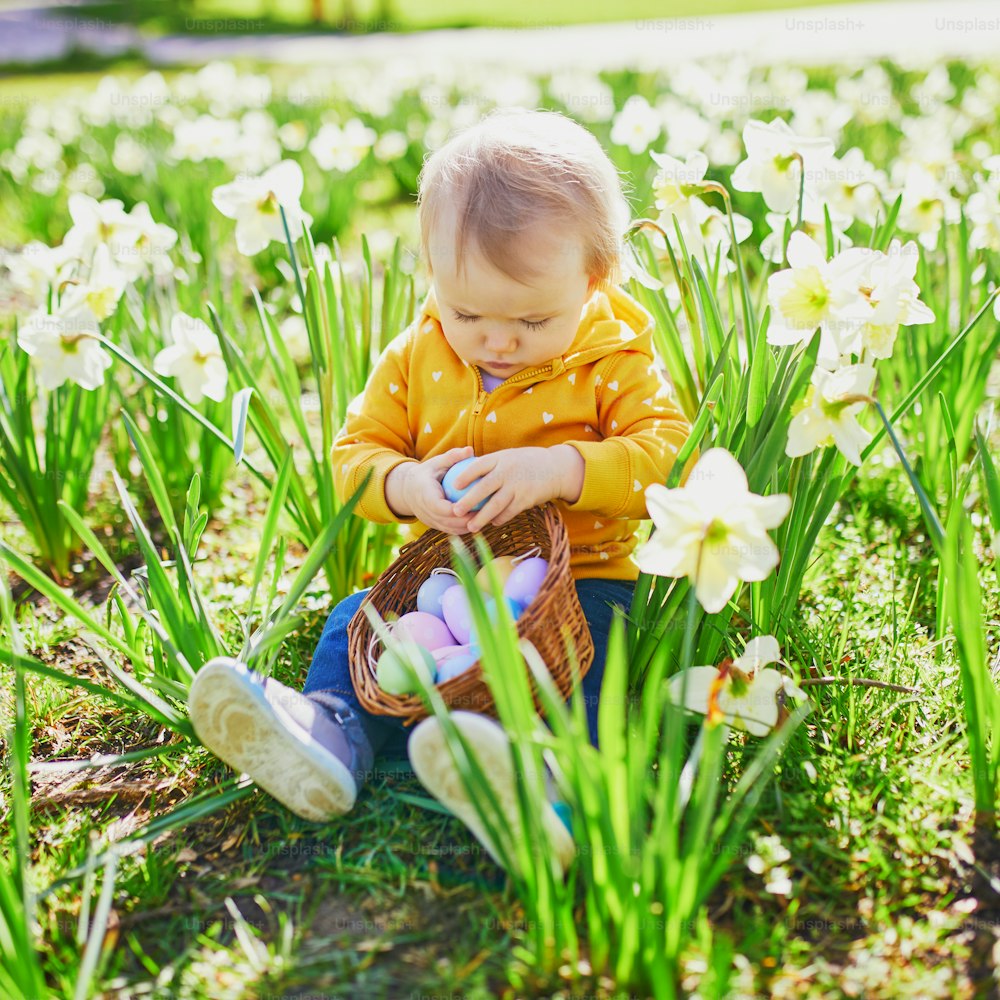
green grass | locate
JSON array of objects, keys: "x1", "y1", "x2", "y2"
[{"x1": 4, "y1": 436, "x2": 996, "y2": 998}]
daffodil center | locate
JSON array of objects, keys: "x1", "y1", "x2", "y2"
[
  {"x1": 779, "y1": 268, "x2": 829, "y2": 327},
  {"x1": 728, "y1": 670, "x2": 751, "y2": 698},
  {"x1": 819, "y1": 396, "x2": 854, "y2": 420},
  {"x1": 705, "y1": 518, "x2": 729, "y2": 544},
  {"x1": 257, "y1": 191, "x2": 279, "y2": 215},
  {"x1": 773, "y1": 153, "x2": 797, "y2": 173},
  {"x1": 86, "y1": 287, "x2": 117, "y2": 316},
  {"x1": 60, "y1": 333, "x2": 86, "y2": 353}
]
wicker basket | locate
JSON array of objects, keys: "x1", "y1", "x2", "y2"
[{"x1": 346, "y1": 502, "x2": 594, "y2": 726}]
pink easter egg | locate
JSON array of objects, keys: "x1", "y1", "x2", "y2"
[
  {"x1": 416, "y1": 572, "x2": 460, "y2": 619},
  {"x1": 503, "y1": 557, "x2": 549, "y2": 608},
  {"x1": 393, "y1": 611, "x2": 455, "y2": 651},
  {"x1": 440, "y1": 586, "x2": 473, "y2": 644}
]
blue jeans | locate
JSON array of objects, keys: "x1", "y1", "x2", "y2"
[{"x1": 303, "y1": 578, "x2": 636, "y2": 757}]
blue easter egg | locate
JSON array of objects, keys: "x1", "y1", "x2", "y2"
[
  {"x1": 442, "y1": 457, "x2": 495, "y2": 512},
  {"x1": 416, "y1": 572, "x2": 460, "y2": 619},
  {"x1": 435, "y1": 650, "x2": 481, "y2": 683},
  {"x1": 468, "y1": 595, "x2": 522, "y2": 646}
]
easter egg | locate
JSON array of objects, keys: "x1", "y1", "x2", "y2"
[
  {"x1": 430, "y1": 643, "x2": 468, "y2": 665},
  {"x1": 474, "y1": 555, "x2": 518, "y2": 592},
  {"x1": 416, "y1": 571, "x2": 459, "y2": 619},
  {"x1": 468, "y1": 596, "x2": 522, "y2": 646},
  {"x1": 393, "y1": 611, "x2": 455, "y2": 651},
  {"x1": 436, "y1": 650, "x2": 481, "y2": 683},
  {"x1": 442, "y1": 457, "x2": 496, "y2": 512},
  {"x1": 376, "y1": 645, "x2": 437, "y2": 695},
  {"x1": 503, "y1": 557, "x2": 549, "y2": 608},
  {"x1": 440, "y1": 585, "x2": 473, "y2": 644}
]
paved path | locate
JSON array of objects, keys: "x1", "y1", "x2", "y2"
[{"x1": 0, "y1": 0, "x2": 998, "y2": 70}]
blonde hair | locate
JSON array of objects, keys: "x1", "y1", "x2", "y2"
[{"x1": 417, "y1": 107, "x2": 631, "y2": 290}]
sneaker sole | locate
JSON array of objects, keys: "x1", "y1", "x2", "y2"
[
  {"x1": 189, "y1": 660, "x2": 357, "y2": 822},
  {"x1": 408, "y1": 711, "x2": 575, "y2": 876}
]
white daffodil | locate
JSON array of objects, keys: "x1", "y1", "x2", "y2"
[
  {"x1": 62, "y1": 194, "x2": 141, "y2": 265},
  {"x1": 817, "y1": 147, "x2": 885, "y2": 228},
  {"x1": 278, "y1": 314, "x2": 311, "y2": 362},
  {"x1": 6, "y1": 241, "x2": 71, "y2": 308},
  {"x1": 966, "y1": 174, "x2": 1000, "y2": 254},
  {"x1": 112, "y1": 133, "x2": 149, "y2": 176},
  {"x1": 650, "y1": 150, "x2": 709, "y2": 213},
  {"x1": 636, "y1": 449, "x2": 791, "y2": 614},
  {"x1": 153, "y1": 312, "x2": 228, "y2": 403},
  {"x1": 786, "y1": 362, "x2": 876, "y2": 466},
  {"x1": 169, "y1": 114, "x2": 242, "y2": 162},
  {"x1": 654, "y1": 97, "x2": 711, "y2": 158},
  {"x1": 731, "y1": 118, "x2": 836, "y2": 216},
  {"x1": 646, "y1": 152, "x2": 751, "y2": 283},
  {"x1": 894, "y1": 163, "x2": 955, "y2": 250},
  {"x1": 694, "y1": 200, "x2": 752, "y2": 268},
  {"x1": 668, "y1": 635, "x2": 807, "y2": 737},
  {"x1": 73, "y1": 243, "x2": 128, "y2": 320},
  {"x1": 308, "y1": 119, "x2": 377, "y2": 173},
  {"x1": 759, "y1": 208, "x2": 853, "y2": 266},
  {"x1": 110, "y1": 201, "x2": 179, "y2": 279},
  {"x1": 211, "y1": 160, "x2": 312, "y2": 256},
  {"x1": 850, "y1": 240, "x2": 935, "y2": 359},
  {"x1": 610, "y1": 95, "x2": 661, "y2": 155},
  {"x1": 372, "y1": 129, "x2": 408, "y2": 163},
  {"x1": 766, "y1": 231, "x2": 871, "y2": 359},
  {"x1": 649, "y1": 151, "x2": 717, "y2": 259},
  {"x1": 17, "y1": 300, "x2": 112, "y2": 391}
]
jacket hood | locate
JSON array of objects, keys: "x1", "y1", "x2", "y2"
[{"x1": 418, "y1": 284, "x2": 656, "y2": 370}]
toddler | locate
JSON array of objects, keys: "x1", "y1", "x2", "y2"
[{"x1": 189, "y1": 108, "x2": 692, "y2": 876}]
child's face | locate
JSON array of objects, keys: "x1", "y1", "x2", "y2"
[{"x1": 429, "y1": 211, "x2": 598, "y2": 380}]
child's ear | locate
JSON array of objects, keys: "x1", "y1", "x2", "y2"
[{"x1": 587, "y1": 274, "x2": 599, "y2": 293}]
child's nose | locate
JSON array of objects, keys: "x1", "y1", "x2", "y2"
[{"x1": 485, "y1": 331, "x2": 517, "y2": 353}]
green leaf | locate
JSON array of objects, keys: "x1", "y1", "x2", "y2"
[
  {"x1": 232, "y1": 387, "x2": 254, "y2": 465},
  {"x1": 745, "y1": 308, "x2": 772, "y2": 429}
]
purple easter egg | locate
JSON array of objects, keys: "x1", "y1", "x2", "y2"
[
  {"x1": 440, "y1": 586, "x2": 473, "y2": 644},
  {"x1": 503, "y1": 557, "x2": 549, "y2": 608},
  {"x1": 436, "y1": 650, "x2": 480, "y2": 683},
  {"x1": 416, "y1": 572, "x2": 460, "y2": 619},
  {"x1": 393, "y1": 611, "x2": 455, "y2": 651}
]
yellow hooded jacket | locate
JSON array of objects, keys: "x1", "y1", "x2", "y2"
[{"x1": 332, "y1": 283, "x2": 692, "y2": 581}]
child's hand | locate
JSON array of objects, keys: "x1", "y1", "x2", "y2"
[
  {"x1": 388, "y1": 446, "x2": 476, "y2": 534},
  {"x1": 451, "y1": 447, "x2": 564, "y2": 532}
]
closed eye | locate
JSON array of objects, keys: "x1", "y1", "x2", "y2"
[{"x1": 451, "y1": 310, "x2": 550, "y2": 331}]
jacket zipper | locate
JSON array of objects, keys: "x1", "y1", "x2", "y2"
[
  {"x1": 471, "y1": 366, "x2": 488, "y2": 416},
  {"x1": 469, "y1": 360, "x2": 564, "y2": 442}
]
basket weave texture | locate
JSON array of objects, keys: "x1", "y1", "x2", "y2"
[{"x1": 347, "y1": 502, "x2": 594, "y2": 726}]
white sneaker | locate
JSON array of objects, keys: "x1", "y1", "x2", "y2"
[
  {"x1": 408, "y1": 711, "x2": 576, "y2": 877},
  {"x1": 188, "y1": 658, "x2": 358, "y2": 822}
]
